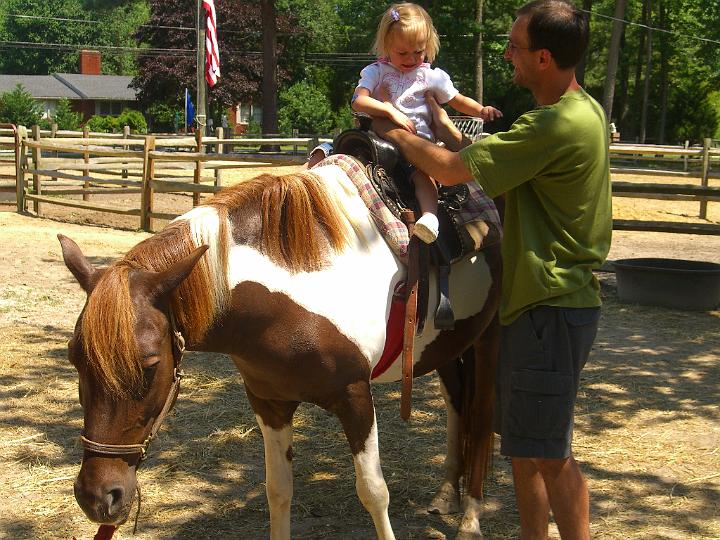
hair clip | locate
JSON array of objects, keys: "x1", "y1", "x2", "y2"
[{"x1": 390, "y1": 9, "x2": 400, "y2": 21}]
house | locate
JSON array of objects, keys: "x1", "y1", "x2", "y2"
[{"x1": 0, "y1": 50, "x2": 138, "y2": 122}]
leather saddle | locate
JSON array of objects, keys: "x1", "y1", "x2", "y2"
[
  {"x1": 334, "y1": 128, "x2": 475, "y2": 265},
  {"x1": 333, "y1": 127, "x2": 479, "y2": 331}
]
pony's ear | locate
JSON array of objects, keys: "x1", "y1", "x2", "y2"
[
  {"x1": 58, "y1": 234, "x2": 97, "y2": 293},
  {"x1": 148, "y1": 245, "x2": 209, "y2": 299}
]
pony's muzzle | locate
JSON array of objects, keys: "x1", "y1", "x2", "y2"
[{"x1": 74, "y1": 462, "x2": 135, "y2": 525}]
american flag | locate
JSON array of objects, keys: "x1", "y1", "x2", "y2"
[{"x1": 203, "y1": 0, "x2": 220, "y2": 87}]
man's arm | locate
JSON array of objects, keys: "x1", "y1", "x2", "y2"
[{"x1": 372, "y1": 118, "x2": 475, "y2": 186}]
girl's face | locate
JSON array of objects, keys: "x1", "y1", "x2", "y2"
[{"x1": 386, "y1": 29, "x2": 426, "y2": 72}]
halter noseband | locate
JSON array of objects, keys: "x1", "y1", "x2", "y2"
[{"x1": 79, "y1": 313, "x2": 186, "y2": 464}]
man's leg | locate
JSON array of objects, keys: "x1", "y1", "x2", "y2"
[
  {"x1": 511, "y1": 458, "x2": 550, "y2": 540},
  {"x1": 535, "y1": 456, "x2": 589, "y2": 540},
  {"x1": 512, "y1": 456, "x2": 589, "y2": 540}
]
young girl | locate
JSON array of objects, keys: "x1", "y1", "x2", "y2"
[{"x1": 352, "y1": 2, "x2": 502, "y2": 243}]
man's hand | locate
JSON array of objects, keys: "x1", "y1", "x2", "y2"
[{"x1": 426, "y1": 92, "x2": 470, "y2": 152}]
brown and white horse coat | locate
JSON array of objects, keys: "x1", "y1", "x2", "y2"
[{"x1": 64, "y1": 164, "x2": 500, "y2": 540}]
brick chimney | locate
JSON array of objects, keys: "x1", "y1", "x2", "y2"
[{"x1": 79, "y1": 50, "x2": 101, "y2": 75}]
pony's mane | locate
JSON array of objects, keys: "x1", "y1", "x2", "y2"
[
  {"x1": 80, "y1": 171, "x2": 353, "y2": 398},
  {"x1": 208, "y1": 171, "x2": 353, "y2": 272}
]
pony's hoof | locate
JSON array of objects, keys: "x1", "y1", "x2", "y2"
[
  {"x1": 455, "y1": 532, "x2": 483, "y2": 540},
  {"x1": 428, "y1": 482, "x2": 461, "y2": 514}
]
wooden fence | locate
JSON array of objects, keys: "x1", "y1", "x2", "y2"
[
  {"x1": 0, "y1": 124, "x2": 19, "y2": 205},
  {"x1": 7, "y1": 125, "x2": 720, "y2": 235},
  {"x1": 609, "y1": 138, "x2": 720, "y2": 235},
  {"x1": 13, "y1": 125, "x2": 332, "y2": 231}
]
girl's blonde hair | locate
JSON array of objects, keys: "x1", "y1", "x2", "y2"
[{"x1": 372, "y1": 3, "x2": 440, "y2": 63}]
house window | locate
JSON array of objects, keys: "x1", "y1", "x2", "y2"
[
  {"x1": 238, "y1": 103, "x2": 262, "y2": 124},
  {"x1": 97, "y1": 101, "x2": 125, "y2": 116}
]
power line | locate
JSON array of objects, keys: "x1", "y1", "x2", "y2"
[
  {"x1": 4, "y1": 13, "x2": 253, "y2": 36},
  {"x1": 582, "y1": 8, "x2": 720, "y2": 46},
  {"x1": 0, "y1": 40, "x2": 262, "y2": 58}
]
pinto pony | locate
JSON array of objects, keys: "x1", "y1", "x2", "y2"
[{"x1": 61, "y1": 163, "x2": 501, "y2": 539}]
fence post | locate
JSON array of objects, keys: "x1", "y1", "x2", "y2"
[
  {"x1": 141, "y1": 136, "x2": 156, "y2": 232},
  {"x1": 82, "y1": 125, "x2": 90, "y2": 201},
  {"x1": 308, "y1": 136, "x2": 319, "y2": 160},
  {"x1": 700, "y1": 137, "x2": 711, "y2": 219},
  {"x1": 193, "y1": 129, "x2": 204, "y2": 207},
  {"x1": 122, "y1": 125, "x2": 130, "y2": 184},
  {"x1": 214, "y1": 126, "x2": 223, "y2": 188},
  {"x1": 683, "y1": 140, "x2": 689, "y2": 172},
  {"x1": 15, "y1": 128, "x2": 25, "y2": 213},
  {"x1": 50, "y1": 123, "x2": 58, "y2": 182},
  {"x1": 31, "y1": 125, "x2": 42, "y2": 216}
]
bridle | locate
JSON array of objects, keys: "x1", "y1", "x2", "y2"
[{"x1": 79, "y1": 312, "x2": 186, "y2": 464}]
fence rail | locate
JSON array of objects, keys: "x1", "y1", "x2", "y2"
[{"x1": 4, "y1": 126, "x2": 719, "y2": 234}]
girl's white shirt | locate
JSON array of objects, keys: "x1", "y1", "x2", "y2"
[{"x1": 357, "y1": 60, "x2": 459, "y2": 141}]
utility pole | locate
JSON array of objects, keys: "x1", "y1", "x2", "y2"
[{"x1": 195, "y1": 0, "x2": 207, "y2": 131}]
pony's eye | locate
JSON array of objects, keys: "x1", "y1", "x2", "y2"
[{"x1": 142, "y1": 356, "x2": 160, "y2": 369}]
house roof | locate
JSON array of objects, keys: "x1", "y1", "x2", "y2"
[
  {"x1": 0, "y1": 75, "x2": 78, "y2": 99},
  {"x1": 0, "y1": 73, "x2": 137, "y2": 101},
  {"x1": 53, "y1": 74, "x2": 136, "y2": 101}
]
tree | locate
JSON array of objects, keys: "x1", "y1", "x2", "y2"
[
  {"x1": 52, "y1": 98, "x2": 82, "y2": 130},
  {"x1": 133, "y1": 0, "x2": 295, "y2": 124},
  {"x1": 474, "y1": 0, "x2": 484, "y2": 103},
  {"x1": 0, "y1": 0, "x2": 147, "y2": 75},
  {"x1": 602, "y1": 0, "x2": 627, "y2": 121},
  {"x1": 278, "y1": 81, "x2": 333, "y2": 134},
  {"x1": 0, "y1": 85, "x2": 44, "y2": 126}
]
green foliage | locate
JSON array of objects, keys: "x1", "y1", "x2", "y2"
[
  {"x1": 85, "y1": 115, "x2": 120, "y2": 133},
  {"x1": 147, "y1": 103, "x2": 180, "y2": 132},
  {"x1": 85, "y1": 109, "x2": 147, "y2": 134},
  {"x1": 246, "y1": 119, "x2": 262, "y2": 135},
  {"x1": 278, "y1": 81, "x2": 334, "y2": 135},
  {"x1": 117, "y1": 109, "x2": 147, "y2": 133},
  {"x1": 0, "y1": 84, "x2": 44, "y2": 127},
  {"x1": 0, "y1": 0, "x2": 148, "y2": 75},
  {"x1": 51, "y1": 98, "x2": 82, "y2": 130},
  {"x1": 333, "y1": 105, "x2": 355, "y2": 132}
]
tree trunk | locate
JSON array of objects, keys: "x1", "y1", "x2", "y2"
[
  {"x1": 629, "y1": 3, "x2": 648, "y2": 141},
  {"x1": 639, "y1": 0, "x2": 653, "y2": 144},
  {"x1": 575, "y1": 0, "x2": 592, "y2": 86},
  {"x1": 657, "y1": 0, "x2": 668, "y2": 144},
  {"x1": 602, "y1": 0, "x2": 627, "y2": 121},
  {"x1": 261, "y1": 0, "x2": 279, "y2": 150},
  {"x1": 474, "y1": 0, "x2": 484, "y2": 104}
]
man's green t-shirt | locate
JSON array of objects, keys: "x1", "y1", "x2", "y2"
[{"x1": 459, "y1": 88, "x2": 612, "y2": 325}]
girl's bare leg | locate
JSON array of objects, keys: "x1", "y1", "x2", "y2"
[{"x1": 411, "y1": 169, "x2": 439, "y2": 243}]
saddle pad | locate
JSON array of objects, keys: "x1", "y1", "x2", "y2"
[
  {"x1": 313, "y1": 153, "x2": 502, "y2": 259},
  {"x1": 315, "y1": 153, "x2": 410, "y2": 258}
]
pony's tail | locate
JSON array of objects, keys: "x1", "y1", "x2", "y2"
[
  {"x1": 261, "y1": 172, "x2": 351, "y2": 273},
  {"x1": 459, "y1": 316, "x2": 501, "y2": 497}
]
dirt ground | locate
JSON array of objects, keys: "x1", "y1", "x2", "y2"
[{"x1": 0, "y1": 168, "x2": 719, "y2": 539}]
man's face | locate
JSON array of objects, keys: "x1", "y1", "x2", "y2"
[{"x1": 504, "y1": 16, "x2": 538, "y2": 88}]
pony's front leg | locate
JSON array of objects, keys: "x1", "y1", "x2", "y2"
[
  {"x1": 333, "y1": 380, "x2": 395, "y2": 540},
  {"x1": 245, "y1": 388, "x2": 300, "y2": 540},
  {"x1": 428, "y1": 362, "x2": 463, "y2": 515}
]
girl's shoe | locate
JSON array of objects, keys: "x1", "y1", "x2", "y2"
[{"x1": 413, "y1": 213, "x2": 439, "y2": 244}]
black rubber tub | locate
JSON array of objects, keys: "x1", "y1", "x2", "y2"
[{"x1": 613, "y1": 258, "x2": 720, "y2": 311}]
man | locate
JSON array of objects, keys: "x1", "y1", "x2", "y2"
[{"x1": 373, "y1": 1, "x2": 612, "y2": 538}]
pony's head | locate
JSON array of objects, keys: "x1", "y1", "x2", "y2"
[{"x1": 59, "y1": 234, "x2": 206, "y2": 525}]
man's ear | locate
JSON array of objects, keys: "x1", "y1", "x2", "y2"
[{"x1": 538, "y1": 49, "x2": 553, "y2": 70}]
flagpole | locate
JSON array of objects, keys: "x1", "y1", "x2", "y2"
[{"x1": 195, "y1": 0, "x2": 207, "y2": 131}]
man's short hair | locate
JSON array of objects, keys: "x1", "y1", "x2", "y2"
[{"x1": 517, "y1": 0, "x2": 589, "y2": 69}]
